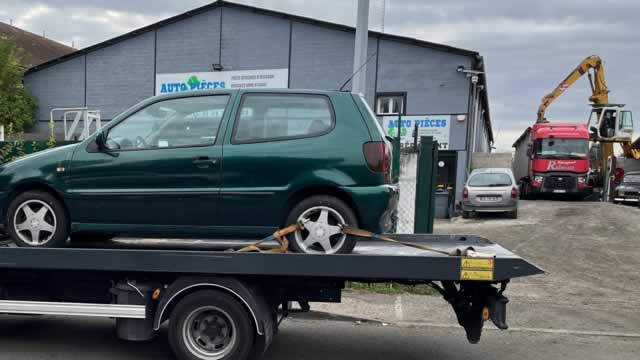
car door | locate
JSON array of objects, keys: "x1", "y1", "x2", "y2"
[{"x1": 66, "y1": 93, "x2": 233, "y2": 235}]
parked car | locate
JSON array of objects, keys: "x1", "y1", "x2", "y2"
[
  {"x1": 613, "y1": 171, "x2": 640, "y2": 205},
  {"x1": 0, "y1": 89, "x2": 398, "y2": 254},
  {"x1": 462, "y1": 168, "x2": 519, "y2": 219}
]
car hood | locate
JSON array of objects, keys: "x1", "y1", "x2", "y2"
[
  {"x1": 616, "y1": 184, "x2": 640, "y2": 191},
  {"x1": 1, "y1": 143, "x2": 79, "y2": 170}
]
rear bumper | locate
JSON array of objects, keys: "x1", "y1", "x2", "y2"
[
  {"x1": 462, "y1": 201, "x2": 518, "y2": 213},
  {"x1": 342, "y1": 184, "x2": 399, "y2": 233}
]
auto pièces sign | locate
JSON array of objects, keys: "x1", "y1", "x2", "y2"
[{"x1": 155, "y1": 69, "x2": 289, "y2": 95}]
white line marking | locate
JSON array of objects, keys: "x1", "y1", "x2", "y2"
[{"x1": 394, "y1": 295, "x2": 403, "y2": 321}]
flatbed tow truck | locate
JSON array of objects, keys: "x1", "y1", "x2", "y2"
[{"x1": 0, "y1": 234, "x2": 543, "y2": 360}]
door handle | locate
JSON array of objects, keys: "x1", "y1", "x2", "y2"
[{"x1": 193, "y1": 156, "x2": 217, "y2": 168}]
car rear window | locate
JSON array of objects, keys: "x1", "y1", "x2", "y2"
[
  {"x1": 233, "y1": 93, "x2": 334, "y2": 144},
  {"x1": 468, "y1": 173, "x2": 512, "y2": 187}
]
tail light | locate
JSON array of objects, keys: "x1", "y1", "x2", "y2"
[
  {"x1": 462, "y1": 187, "x2": 469, "y2": 200},
  {"x1": 363, "y1": 141, "x2": 391, "y2": 183},
  {"x1": 511, "y1": 186, "x2": 518, "y2": 199}
]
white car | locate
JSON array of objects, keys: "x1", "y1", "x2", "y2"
[{"x1": 462, "y1": 168, "x2": 519, "y2": 219}]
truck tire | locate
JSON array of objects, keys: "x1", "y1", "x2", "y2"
[
  {"x1": 285, "y1": 195, "x2": 358, "y2": 254},
  {"x1": 168, "y1": 290, "x2": 255, "y2": 360},
  {"x1": 6, "y1": 190, "x2": 69, "y2": 248}
]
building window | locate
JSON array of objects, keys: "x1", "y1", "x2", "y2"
[{"x1": 375, "y1": 93, "x2": 406, "y2": 115}]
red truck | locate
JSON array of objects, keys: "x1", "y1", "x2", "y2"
[{"x1": 512, "y1": 123, "x2": 591, "y2": 198}]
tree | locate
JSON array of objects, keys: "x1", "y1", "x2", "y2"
[{"x1": 0, "y1": 35, "x2": 37, "y2": 133}]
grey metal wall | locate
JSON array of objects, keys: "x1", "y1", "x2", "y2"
[
  {"x1": 85, "y1": 31, "x2": 155, "y2": 119},
  {"x1": 156, "y1": 8, "x2": 221, "y2": 73},
  {"x1": 221, "y1": 8, "x2": 289, "y2": 70},
  {"x1": 289, "y1": 22, "x2": 377, "y2": 103},
  {"x1": 24, "y1": 55, "x2": 86, "y2": 130},
  {"x1": 377, "y1": 40, "x2": 472, "y2": 115}
]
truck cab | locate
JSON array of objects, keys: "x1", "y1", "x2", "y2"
[{"x1": 514, "y1": 123, "x2": 592, "y2": 197}]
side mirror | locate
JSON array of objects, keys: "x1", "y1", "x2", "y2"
[
  {"x1": 95, "y1": 131, "x2": 107, "y2": 150},
  {"x1": 526, "y1": 146, "x2": 532, "y2": 157}
]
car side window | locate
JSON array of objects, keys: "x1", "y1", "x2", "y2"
[
  {"x1": 105, "y1": 95, "x2": 229, "y2": 150},
  {"x1": 233, "y1": 94, "x2": 334, "y2": 144}
]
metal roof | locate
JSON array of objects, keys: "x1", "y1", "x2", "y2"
[{"x1": 25, "y1": 0, "x2": 479, "y2": 75}]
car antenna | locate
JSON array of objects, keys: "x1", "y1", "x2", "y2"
[{"x1": 337, "y1": 51, "x2": 377, "y2": 92}]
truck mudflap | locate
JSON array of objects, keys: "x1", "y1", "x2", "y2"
[{"x1": 438, "y1": 281, "x2": 509, "y2": 343}]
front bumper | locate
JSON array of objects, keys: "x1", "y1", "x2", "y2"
[{"x1": 613, "y1": 196, "x2": 639, "y2": 203}]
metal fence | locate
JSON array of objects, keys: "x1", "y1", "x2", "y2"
[{"x1": 396, "y1": 146, "x2": 419, "y2": 233}]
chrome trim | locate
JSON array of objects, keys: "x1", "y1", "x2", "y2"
[
  {"x1": 154, "y1": 283, "x2": 263, "y2": 335},
  {"x1": 221, "y1": 191, "x2": 275, "y2": 196},
  {"x1": 0, "y1": 300, "x2": 146, "y2": 318},
  {"x1": 68, "y1": 188, "x2": 220, "y2": 195}
]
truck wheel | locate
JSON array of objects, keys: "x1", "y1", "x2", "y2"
[
  {"x1": 6, "y1": 190, "x2": 69, "y2": 247},
  {"x1": 169, "y1": 290, "x2": 254, "y2": 360},
  {"x1": 286, "y1": 195, "x2": 358, "y2": 254}
]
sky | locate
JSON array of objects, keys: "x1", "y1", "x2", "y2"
[{"x1": 2, "y1": 0, "x2": 639, "y2": 151}]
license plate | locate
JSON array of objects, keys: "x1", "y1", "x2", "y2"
[
  {"x1": 480, "y1": 196, "x2": 500, "y2": 201},
  {"x1": 553, "y1": 189, "x2": 566, "y2": 193},
  {"x1": 619, "y1": 191, "x2": 625, "y2": 196}
]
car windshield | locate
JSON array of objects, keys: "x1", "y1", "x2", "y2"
[
  {"x1": 534, "y1": 138, "x2": 588, "y2": 159},
  {"x1": 623, "y1": 175, "x2": 640, "y2": 183},
  {"x1": 468, "y1": 173, "x2": 512, "y2": 187}
]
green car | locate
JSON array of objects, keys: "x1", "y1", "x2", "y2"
[{"x1": 0, "y1": 89, "x2": 398, "y2": 254}]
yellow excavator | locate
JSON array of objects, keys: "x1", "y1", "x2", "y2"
[{"x1": 536, "y1": 55, "x2": 638, "y2": 182}]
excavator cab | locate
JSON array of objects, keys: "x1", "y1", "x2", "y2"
[{"x1": 588, "y1": 105, "x2": 633, "y2": 141}]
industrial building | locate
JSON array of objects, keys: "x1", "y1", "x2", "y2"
[{"x1": 22, "y1": 0, "x2": 493, "y2": 203}]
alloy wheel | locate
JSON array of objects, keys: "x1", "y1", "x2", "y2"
[
  {"x1": 294, "y1": 206, "x2": 347, "y2": 254},
  {"x1": 13, "y1": 200, "x2": 57, "y2": 246}
]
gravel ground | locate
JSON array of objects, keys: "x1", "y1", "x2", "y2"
[{"x1": 315, "y1": 200, "x2": 640, "y2": 335}]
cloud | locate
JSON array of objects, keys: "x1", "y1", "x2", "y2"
[{"x1": 5, "y1": 0, "x2": 639, "y2": 148}]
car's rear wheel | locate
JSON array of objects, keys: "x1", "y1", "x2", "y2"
[
  {"x1": 508, "y1": 209, "x2": 518, "y2": 219},
  {"x1": 462, "y1": 210, "x2": 471, "y2": 219},
  {"x1": 285, "y1": 195, "x2": 358, "y2": 254},
  {"x1": 6, "y1": 190, "x2": 69, "y2": 247}
]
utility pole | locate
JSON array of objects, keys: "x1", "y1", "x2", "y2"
[{"x1": 351, "y1": 0, "x2": 370, "y2": 95}]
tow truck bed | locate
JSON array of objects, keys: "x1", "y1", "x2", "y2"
[
  {"x1": 0, "y1": 234, "x2": 543, "y2": 360},
  {"x1": 0, "y1": 234, "x2": 541, "y2": 281}
]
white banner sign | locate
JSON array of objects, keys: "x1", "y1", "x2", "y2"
[
  {"x1": 382, "y1": 115, "x2": 451, "y2": 149},
  {"x1": 155, "y1": 68, "x2": 289, "y2": 95}
]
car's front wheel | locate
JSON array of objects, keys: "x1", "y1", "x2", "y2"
[
  {"x1": 6, "y1": 190, "x2": 69, "y2": 247},
  {"x1": 285, "y1": 195, "x2": 358, "y2": 254}
]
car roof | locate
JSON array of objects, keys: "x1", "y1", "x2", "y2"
[{"x1": 470, "y1": 167, "x2": 514, "y2": 175}]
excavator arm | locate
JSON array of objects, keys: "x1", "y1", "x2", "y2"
[{"x1": 536, "y1": 55, "x2": 609, "y2": 123}]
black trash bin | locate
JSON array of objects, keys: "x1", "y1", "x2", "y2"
[{"x1": 434, "y1": 188, "x2": 451, "y2": 219}]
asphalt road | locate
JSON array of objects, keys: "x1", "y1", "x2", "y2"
[{"x1": 0, "y1": 315, "x2": 637, "y2": 360}]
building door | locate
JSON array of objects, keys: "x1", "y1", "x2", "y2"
[{"x1": 436, "y1": 151, "x2": 458, "y2": 192}]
